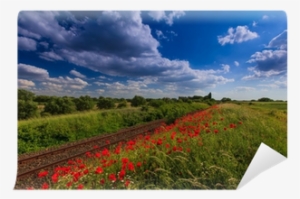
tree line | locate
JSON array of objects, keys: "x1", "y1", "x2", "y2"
[{"x1": 18, "y1": 89, "x2": 217, "y2": 120}]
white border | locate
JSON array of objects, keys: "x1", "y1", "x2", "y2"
[{"x1": 1, "y1": 1, "x2": 299, "y2": 198}]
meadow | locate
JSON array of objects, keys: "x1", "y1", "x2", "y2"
[
  {"x1": 18, "y1": 102, "x2": 209, "y2": 154},
  {"x1": 22, "y1": 102, "x2": 287, "y2": 190}
]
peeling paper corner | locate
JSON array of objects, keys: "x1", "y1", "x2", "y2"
[{"x1": 237, "y1": 142, "x2": 287, "y2": 190}]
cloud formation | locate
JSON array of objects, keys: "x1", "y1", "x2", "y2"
[
  {"x1": 70, "y1": 70, "x2": 86, "y2": 79},
  {"x1": 18, "y1": 79, "x2": 35, "y2": 89},
  {"x1": 242, "y1": 30, "x2": 287, "y2": 81},
  {"x1": 218, "y1": 26, "x2": 258, "y2": 46},
  {"x1": 18, "y1": 36, "x2": 37, "y2": 51},
  {"x1": 18, "y1": 11, "x2": 233, "y2": 94},
  {"x1": 148, "y1": 11, "x2": 185, "y2": 26}
]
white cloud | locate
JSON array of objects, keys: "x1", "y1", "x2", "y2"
[
  {"x1": 218, "y1": 26, "x2": 258, "y2": 46},
  {"x1": 39, "y1": 51, "x2": 64, "y2": 61},
  {"x1": 18, "y1": 79, "x2": 35, "y2": 89},
  {"x1": 148, "y1": 11, "x2": 185, "y2": 26},
  {"x1": 18, "y1": 36, "x2": 37, "y2": 51},
  {"x1": 262, "y1": 15, "x2": 269, "y2": 20},
  {"x1": 234, "y1": 61, "x2": 239, "y2": 67},
  {"x1": 18, "y1": 63, "x2": 49, "y2": 80},
  {"x1": 252, "y1": 21, "x2": 257, "y2": 27},
  {"x1": 267, "y1": 30, "x2": 287, "y2": 50},
  {"x1": 156, "y1": 30, "x2": 167, "y2": 40},
  {"x1": 235, "y1": 86, "x2": 255, "y2": 92},
  {"x1": 258, "y1": 80, "x2": 287, "y2": 89},
  {"x1": 96, "y1": 89, "x2": 105, "y2": 94},
  {"x1": 70, "y1": 70, "x2": 86, "y2": 79},
  {"x1": 241, "y1": 69, "x2": 285, "y2": 80},
  {"x1": 18, "y1": 26, "x2": 41, "y2": 40},
  {"x1": 221, "y1": 64, "x2": 230, "y2": 73}
]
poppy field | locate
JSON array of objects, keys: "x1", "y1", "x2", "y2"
[{"x1": 23, "y1": 103, "x2": 287, "y2": 190}]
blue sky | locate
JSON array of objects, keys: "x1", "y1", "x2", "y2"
[{"x1": 17, "y1": 11, "x2": 287, "y2": 100}]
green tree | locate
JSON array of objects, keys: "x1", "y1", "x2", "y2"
[
  {"x1": 221, "y1": 97, "x2": 231, "y2": 102},
  {"x1": 117, "y1": 100, "x2": 128, "y2": 109},
  {"x1": 18, "y1": 89, "x2": 35, "y2": 101},
  {"x1": 43, "y1": 97, "x2": 76, "y2": 115},
  {"x1": 258, "y1": 97, "x2": 273, "y2": 102},
  {"x1": 131, "y1": 95, "x2": 146, "y2": 107},
  {"x1": 74, "y1": 95, "x2": 95, "y2": 111},
  {"x1": 97, "y1": 97, "x2": 115, "y2": 109},
  {"x1": 18, "y1": 100, "x2": 39, "y2": 120},
  {"x1": 203, "y1": 92, "x2": 212, "y2": 100}
]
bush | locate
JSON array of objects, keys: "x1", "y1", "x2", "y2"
[
  {"x1": 44, "y1": 97, "x2": 76, "y2": 115},
  {"x1": 131, "y1": 95, "x2": 146, "y2": 107},
  {"x1": 97, "y1": 97, "x2": 115, "y2": 109},
  {"x1": 74, "y1": 95, "x2": 95, "y2": 111},
  {"x1": 117, "y1": 100, "x2": 128, "y2": 109},
  {"x1": 18, "y1": 100, "x2": 39, "y2": 120}
]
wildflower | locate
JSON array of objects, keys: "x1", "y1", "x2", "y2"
[
  {"x1": 121, "y1": 158, "x2": 129, "y2": 165},
  {"x1": 79, "y1": 164, "x2": 86, "y2": 169},
  {"x1": 108, "y1": 173, "x2": 117, "y2": 182},
  {"x1": 76, "y1": 159, "x2": 82, "y2": 164},
  {"x1": 67, "y1": 160, "x2": 75, "y2": 165},
  {"x1": 172, "y1": 146, "x2": 177, "y2": 152},
  {"x1": 66, "y1": 182, "x2": 72, "y2": 188},
  {"x1": 220, "y1": 118, "x2": 224, "y2": 121},
  {"x1": 125, "y1": 180, "x2": 130, "y2": 187},
  {"x1": 224, "y1": 127, "x2": 227, "y2": 131},
  {"x1": 95, "y1": 152, "x2": 101, "y2": 158},
  {"x1": 238, "y1": 121, "x2": 243, "y2": 124},
  {"x1": 95, "y1": 167, "x2": 103, "y2": 174},
  {"x1": 93, "y1": 145, "x2": 99, "y2": 149},
  {"x1": 165, "y1": 143, "x2": 170, "y2": 148},
  {"x1": 41, "y1": 182, "x2": 49, "y2": 189},
  {"x1": 128, "y1": 162, "x2": 135, "y2": 171},
  {"x1": 38, "y1": 170, "x2": 48, "y2": 178},
  {"x1": 83, "y1": 169, "x2": 89, "y2": 175},
  {"x1": 100, "y1": 178, "x2": 105, "y2": 185},
  {"x1": 77, "y1": 184, "x2": 84, "y2": 190},
  {"x1": 105, "y1": 140, "x2": 110, "y2": 144},
  {"x1": 214, "y1": 129, "x2": 219, "y2": 134},
  {"x1": 85, "y1": 151, "x2": 92, "y2": 158},
  {"x1": 114, "y1": 147, "x2": 121, "y2": 154},
  {"x1": 157, "y1": 138, "x2": 163, "y2": 145},
  {"x1": 102, "y1": 148, "x2": 110, "y2": 157},
  {"x1": 186, "y1": 148, "x2": 191, "y2": 153},
  {"x1": 27, "y1": 187, "x2": 34, "y2": 190},
  {"x1": 51, "y1": 173, "x2": 59, "y2": 183},
  {"x1": 206, "y1": 129, "x2": 211, "y2": 133},
  {"x1": 136, "y1": 162, "x2": 142, "y2": 167},
  {"x1": 119, "y1": 169, "x2": 126, "y2": 180}
]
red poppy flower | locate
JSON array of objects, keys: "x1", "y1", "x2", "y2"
[
  {"x1": 95, "y1": 167, "x2": 103, "y2": 174},
  {"x1": 27, "y1": 187, "x2": 34, "y2": 190},
  {"x1": 76, "y1": 159, "x2": 82, "y2": 164},
  {"x1": 83, "y1": 169, "x2": 89, "y2": 175},
  {"x1": 77, "y1": 184, "x2": 84, "y2": 190},
  {"x1": 119, "y1": 169, "x2": 126, "y2": 180},
  {"x1": 125, "y1": 180, "x2": 130, "y2": 187},
  {"x1": 122, "y1": 158, "x2": 129, "y2": 165},
  {"x1": 100, "y1": 178, "x2": 105, "y2": 185},
  {"x1": 102, "y1": 148, "x2": 110, "y2": 157},
  {"x1": 128, "y1": 162, "x2": 135, "y2": 171},
  {"x1": 172, "y1": 146, "x2": 177, "y2": 152},
  {"x1": 79, "y1": 164, "x2": 86, "y2": 169},
  {"x1": 105, "y1": 140, "x2": 110, "y2": 144},
  {"x1": 38, "y1": 170, "x2": 48, "y2": 178},
  {"x1": 157, "y1": 138, "x2": 163, "y2": 145},
  {"x1": 41, "y1": 182, "x2": 49, "y2": 190},
  {"x1": 95, "y1": 152, "x2": 101, "y2": 158},
  {"x1": 67, "y1": 160, "x2": 75, "y2": 165},
  {"x1": 214, "y1": 129, "x2": 219, "y2": 134},
  {"x1": 108, "y1": 173, "x2": 117, "y2": 182},
  {"x1": 93, "y1": 145, "x2": 99, "y2": 149},
  {"x1": 66, "y1": 181, "x2": 72, "y2": 188},
  {"x1": 51, "y1": 173, "x2": 59, "y2": 183},
  {"x1": 224, "y1": 127, "x2": 227, "y2": 131},
  {"x1": 136, "y1": 162, "x2": 142, "y2": 167}
]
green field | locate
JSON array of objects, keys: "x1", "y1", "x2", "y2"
[
  {"x1": 18, "y1": 102, "x2": 209, "y2": 154},
  {"x1": 20, "y1": 102, "x2": 287, "y2": 190}
]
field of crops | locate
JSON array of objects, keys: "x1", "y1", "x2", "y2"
[{"x1": 21, "y1": 102, "x2": 287, "y2": 190}]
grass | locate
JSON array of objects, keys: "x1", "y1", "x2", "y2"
[{"x1": 19, "y1": 102, "x2": 287, "y2": 190}]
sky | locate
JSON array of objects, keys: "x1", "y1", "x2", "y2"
[{"x1": 17, "y1": 11, "x2": 287, "y2": 100}]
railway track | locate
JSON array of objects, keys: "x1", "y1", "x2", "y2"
[{"x1": 16, "y1": 119, "x2": 166, "y2": 181}]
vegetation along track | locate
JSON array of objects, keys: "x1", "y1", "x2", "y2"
[{"x1": 17, "y1": 118, "x2": 166, "y2": 181}]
